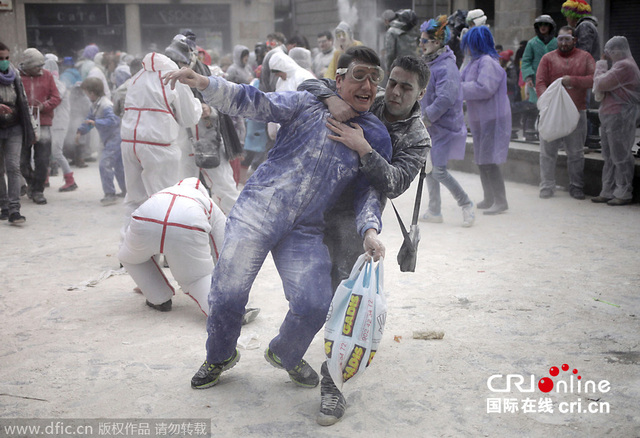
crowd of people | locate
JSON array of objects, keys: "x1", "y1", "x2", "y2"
[{"x1": 1, "y1": 0, "x2": 639, "y2": 428}]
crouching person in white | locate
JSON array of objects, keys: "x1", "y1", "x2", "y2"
[{"x1": 118, "y1": 177, "x2": 225, "y2": 314}]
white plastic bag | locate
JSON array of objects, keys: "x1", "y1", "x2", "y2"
[
  {"x1": 536, "y1": 78, "x2": 580, "y2": 142},
  {"x1": 324, "y1": 254, "x2": 387, "y2": 389}
]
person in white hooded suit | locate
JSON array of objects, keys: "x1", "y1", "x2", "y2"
[
  {"x1": 120, "y1": 52, "x2": 203, "y2": 226},
  {"x1": 118, "y1": 177, "x2": 225, "y2": 314},
  {"x1": 268, "y1": 51, "x2": 315, "y2": 92}
]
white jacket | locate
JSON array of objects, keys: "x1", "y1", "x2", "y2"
[{"x1": 121, "y1": 52, "x2": 202, "y2": 148}]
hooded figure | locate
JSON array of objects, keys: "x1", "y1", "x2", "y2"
[
  {"x1": 592, "y1": 36, "x2": 640, "y2": 204},
  {"x1": 268, "y1": 51, "x2": 315, "y2": 92},
  {"x1": 384, "y1": 9, "x2": 420, "y2": 73},
  {"x1": 118, "y1": 177, "x2": 227, "y2": 314},
  {"x1": 521, "y1": 15, "x2": 557, "y2": 104},
  {"x1": 120, "y1": 52, "x2": 203, "y2": 226},
  {"x1": 43, "y1": 55, "x2": 76, "y2": 192},
  {"x1": 19, "y1": 47, "x2": 62, "y2": 204},
  {"x1": 419, "y1": 16, "x2": 474, "y2": 224},
  {"x1": 461, "y1": 26, "x2": 511, "y2": 215},
  {"x1": 289, "y1": 47, "x2": 313, "y2": 73},
  {"x1": 226, "y1": 44, "x2": 254, "y2": 85},
  {"x1": 324, "y1": 22, "x2": 362, "y2": 80}
]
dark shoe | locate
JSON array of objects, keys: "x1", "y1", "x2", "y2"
[
  {"x1": 21, "y1": 184, "x2": 28, "y2": 197},
  {"x1": 242, "y1": 307, "x2": 260, "y2": 325},
  {"x1": 0, "y1": 209, "x2": 8, "y2": 220},
  {"x1": 591, "y1": 196, "x2": 613, "y2": 203},
  {"x1": 145, "y1": 299, "x2": 172, "y2": 312},
  {"x1": 85, "y1": 156, "x2": 97, "y2": 162},
  {"x1": 32, "y1": 192, "x2": 47, "y2": 204},
  {"x1": 569, "y1": 187, "x2": 586, "y2": 200},
  {"x1": 264, "y1": 348, "x2": 319, "y2": 388},
  {"x1": 483, "y1": 203, "x2": 508, "y2": 215},
  {"x1": 317, "y1": 362, "x2": 346, "y2": 426},
  {"x1": 191, "y1": 350, "x2": 240, "y2": 389},
  {"x1": 476, "y1": 199, "x2": 493, "y2": 209},
  {"x1": 8, "y1": 212, "x2": 26, "y2": 224},
  {"x1": 116, "y1": 191, "x2": 126, "y2": 198},
  {"x1": 75, "y1": 160, "x2": 88, "y2": 168},
  {"x1": 607, "y1": 197, "x2": 632, "y2": 206},
  {"x1": 539, "y1": 189, "x2": 553, "y2": 199}
]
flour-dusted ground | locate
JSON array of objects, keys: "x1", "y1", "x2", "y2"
[{"x1": 1, "y1": 164, "x2": 638, "y2": 437}]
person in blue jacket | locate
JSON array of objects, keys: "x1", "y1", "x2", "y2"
[
  {"x1": 419, "y1": 16, "x2": 475, "y2": 227},
  {"x1": 76, "y1": 77, "x2": 125, "y2": 206},
  {"x1": 163, "y1": 46, "x2": 391, "y2": 396}
]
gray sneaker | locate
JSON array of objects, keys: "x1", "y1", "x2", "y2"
[
  {"x1": 419, "y1": 211, "x2": 443, "y2": 223},
  {"x1": 317, "y1": 362, "x2": 346, "y2": 426},
  {"x1": 462, "y1": 202, "x2": 475, "y2": 228},
  {"x1": 264, "y1": 348, "x2": 319, "y2": 388},
  {"x1": 101, "y1": 194, "x2": 118, "y2": 206}
]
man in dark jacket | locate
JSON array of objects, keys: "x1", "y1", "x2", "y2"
[
  {"x1": 299, "y1": 55, "x2": 430, "y2": 426},
  {"x1": 0, "y1": 42, "x2": 35, "y2": 224}
]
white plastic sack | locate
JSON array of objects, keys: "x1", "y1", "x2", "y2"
[
  {"x1": 536, "y1": 78, "x2": 580, "y2": 142},
  {"x1": 324, "y1": 254, "x2": 387, "y2": 389}
]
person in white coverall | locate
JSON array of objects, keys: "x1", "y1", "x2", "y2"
[
  {"x1": 120, "y1": 52, "x2": 203, "y2": 227},
  {"x1": 164, "y1": 34, "x2": 241, "y2": 215},
  {"x1": 118, "y1": 177, "x2": 225, "y2": 314}
]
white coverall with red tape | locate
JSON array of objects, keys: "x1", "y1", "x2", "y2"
[
  {"x1": 120, "y1": 52, "x2": 203, "y2": 226},
  {"x1": 118, "y1": 178, "x2": 225, "y2": 315}
]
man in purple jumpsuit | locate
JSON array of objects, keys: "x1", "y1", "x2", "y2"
[{"x1": 164, "y1": 47, "x2": 392, "y2": 394}]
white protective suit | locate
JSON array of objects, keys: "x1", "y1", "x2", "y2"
[
  {"x1": 120, "y1": 52, "x2": 203, "y2": 224},
  {"x1": 118, "y1": 177, "x2": 226, "y2": 314},
  {"x1": 268, "y1": 51, "x2": 315, "y2": 92}
]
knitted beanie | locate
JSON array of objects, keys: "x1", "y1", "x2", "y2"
[{"x1": 561, "y1": 0, "x2": 591, "y2": 19}]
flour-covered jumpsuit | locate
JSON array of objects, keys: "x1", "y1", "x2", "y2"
[
  {"x1": 200, "y1": 76, "x2": 392, "y2": 369},
  {"x1": 118, "y1": 177, "x2": 226, "y2": 315},
  {"x1": 120, "y1": 52, "x2": 202, "y2": 225}
]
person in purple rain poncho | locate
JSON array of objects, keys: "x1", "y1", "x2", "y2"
[
  {"x1": 163, "y1": 47, "x2": 391, "y2": 403},
  {"x1": 460, "y1": 26, "x2": 511, "y2": 215},
  {"x1": 418, "y1": 16, "x2": 475, "y2": 227}
]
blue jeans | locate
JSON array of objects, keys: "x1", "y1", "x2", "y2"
[
  {"x1": 426, "y1": 165, "x2": 472, "y2": 215},
  {"x1": 206, "y1": 215, "x2": 332, "y2": 370},
  {"x1": 0, "y1": 132, "x2": 23, "y2": 214},
  {"x1": 99, "y1": 139, "x2": 126, "y2": 195}
]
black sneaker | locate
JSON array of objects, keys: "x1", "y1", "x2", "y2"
[
  {"x1": 145, "y1": 299, "x2": 172, "y2": 312},
  {"x1": 8, "y1": 212, "x2": 26, "y2": 224},
  {"x1": 191, "y1": 350, "x2": 240, "y2": 389},
  {"x1": 317, "y1": 362, "x2": 346, "y2": 426},
  {"x1": 0, "y1": 209, "x2": 8, "y2": 220},
  {"x1": 569, "y1": 187, "x2": 585, "y2": 200},
  {"x1": 264, "y1": 348, "x2": 319, "y2": 388}
]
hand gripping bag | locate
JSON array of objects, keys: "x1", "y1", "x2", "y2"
[
  {"x1": 324, "y1": 254, "x2": 387, "y2": 389},
  {"x1": 536, "y1": 78, "x2": 580, "y2": 142}
]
